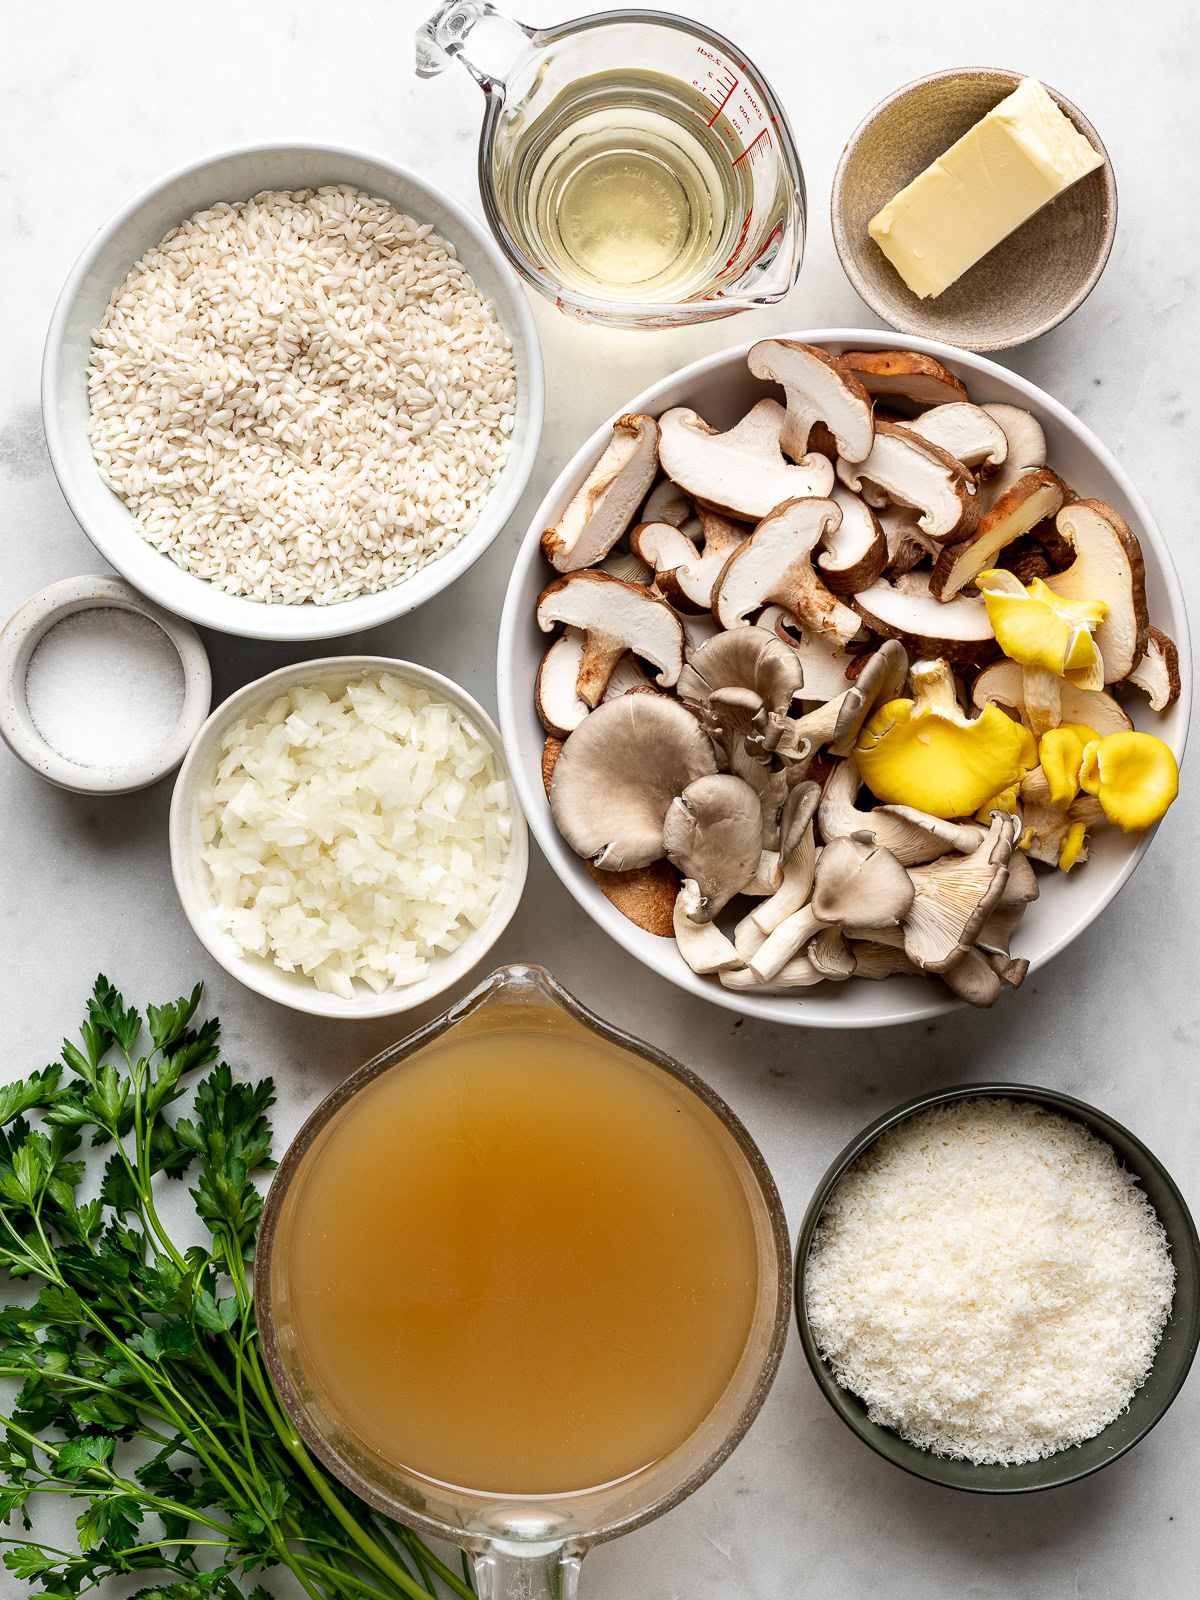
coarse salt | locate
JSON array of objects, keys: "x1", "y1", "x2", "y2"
[{"x1": 25, "y1": 608, "x2": 184, "y2": 768}]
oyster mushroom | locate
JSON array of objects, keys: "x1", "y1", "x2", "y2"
[
  {"x1": 746, "y1": 339, "x2": 876, "y2": 463},
  {"x1": 811, "y1": 834, "x2": 915, "y2": 934},
  {"x1": 930, "y1": 470, "x2": 1068, "y2": 600},
  {"x1": 542, "y1": 414, "x2": 660, "y2": 572},
  {"x1": 1125, "y1": 626, "x2": 1182, "y2": 711},
  {"x1": 902, "y1": 813, "x2": 1018, "y2": 971},
  {"x1": 852, "y1": 570, "x2": 998, "y2": 667},
  {"x1": 663, "y1": 774, "x2": 764, "y2": 921},
  {"x1": 808, "y1": 928, "x2": 856, "y2": 980},
  {"x1": 1047, "y1": 500, "x2": 1150, "y2": 683},
  {"x1": 672, "y1": 879, "x2": 745, "y2": 975},
  {"x1": 786, "y1": 640, "x2": 909, "y2": 757},
  {"x1": 1017, "y1": 765, "x2": 1105, "y2": 870},
  {"x1": 980, "y1": 405, "x2": 1047, "y2": 510},
  {"x1": 631, "y1": 508, "x2": 747, "y2": 612},
  {"x1": 854, "y1": 658, "x2": 1032, "y2": 819},
  {"x1": 657, "y1": 399, "x2": 834, "y2": 521},
  {"x1": 1078, "y1": 731, "x2": 1180, "y2": 832},
  {"x1": 740, "y1": 782, "x2": 822, "y2": 937},
  {"x1": 837, "y1": 422, "x2": 979, "y2": 543},
  {"x1": 848, "y1": 939, "x2": 923, "y2": 980},
  {"x1": 821, "y1": 486, "x2": 888, "y2": 594},
  {"x1": 747, "y1": 903, "x2": 830, "y2": 983},
  {"x1": 677, "y1": 624, "x2": 805, "y2": 718},
  {"x1": 550, "y1": 694, "x2": 716, "y2": 871},
  {"x1": 817, "y1": 755, "x2": 983, "y2": 865},
  {"x1": 904, "y1": 402, "x2": 1009, "y2": 472},
  {"x1": 971, "y1": 659, "x2": 1133, "y2": 736},
  {"x1": 975, "y1": 567, "x2": 1108, "y2": 734},
  {"x1": 974, "y1": 848, "x2": 1039, "y2": 958},
  {"x1": 839, "y1": 349, "x2": 969, "y2": 413},
  {"x1": 537, "y1": 571, "x2": 684, "y2": 707},
  {"x1": 713, "y1": 498, "x2": 861, "y2": 645},
  {"x1": 939, "y1": 947, "x2": 1005, "y2": 1008}
]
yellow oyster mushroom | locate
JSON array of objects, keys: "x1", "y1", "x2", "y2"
[
  {"x1": 855, "y1": 658, "x2": 1031, "y2": 820},
  {"x1": 1038, "y1": 723, "x2": 1101, "y2": 806},
  {"x1": 976, "y1": 569, "x2": 1107, "y2": 677},
  {"x1": 1078, "y1": 731, "x2": 1179, "y2": 832}
]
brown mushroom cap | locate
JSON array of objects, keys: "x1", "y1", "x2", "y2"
[
  {"x1": 657, "y1": 399, "x2": 834, "y2": 521},
  {"x1": 839, "y1": 350, "x2": 969, "y2": 413},
  {"x1": 541, "y1": 414, "x2": 660, "y2": 572},
  {"x1": 537, "y1": 570, "x2": 684, "y2": 707},
  {"x1": 822, "y1": 486, "x2": 888, "y2": 594},
  {"x1": 1125, "y1": 626, "x2": 1181, "y2": 711},
  {"x1": 746, "y1": 339, "x2": 875, "y2": 464},
  {"x1": 587, "y1": 859, "x2": 680, "y2": 937},
  {"x1": 1047, "y1": 499, "x2": 1150, "y2": 683},
  {"x1": 714, "y1": 498, "x2": 861, "y2": 645},
  {"x1": 550, "y1": 695, "x2": 717, "y2": 872},
  {"x1": 837, "y1": 421, "x2": 979, "y2": 543},
  {"x1": 852, "y1": 570, "x2": 998, "y2": 667},
  {"x1": 930, "y1": 470, "x2": 1068, "y2": 600}
]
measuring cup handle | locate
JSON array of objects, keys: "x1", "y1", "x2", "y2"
[
  {"x1": 472, "y1": 1543, "x2": 584, "y2": 1600},
  {"x1": 415, "y1": 0, "x2": 536, "y2": 94}
]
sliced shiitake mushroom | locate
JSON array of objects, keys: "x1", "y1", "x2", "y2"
[
  {"x1": 930, "y1": 470, "x2": 1068, "y2": 600},
  {"x1": 541, "y1": 414, "x2": 659, "y2": 572},
  {"x1": 713, "y1": 498, "x2": 861, "y2": 645},
  {"x1": 837, "y1": 422, "x2": 978, "y2": 543},
  {"x1": 658, "y1": 399, "x2": 834, "y2": 521},
  {"x1": 839, "y1": 349, "x2": 968, "y2": 414},
  {"x1": 1047, "y1": 499, "x2": 1149, "y2": 684},
  {"x1": 746, "y1": 339, "x2": 875, "y2": 463},
  {"x1": 1124, "y1": 626, "x2": 1181, "y2": 711},
  {"x1": 536, "y1": 571, "x2": 684, "y2": 707},
  {"x1": 852, "y1": 570, "x2": 998, "y2": 667},
  {"x1": 905, "y1": 403, "x2": 1009, "y2": 472}
]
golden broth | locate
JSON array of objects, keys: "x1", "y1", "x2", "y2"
[{"x1": 277, "y1": 1022, "x2": 760, "y2": 1496}]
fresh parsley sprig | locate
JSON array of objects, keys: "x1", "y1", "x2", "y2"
[{"x1": 0, "y1": 976, "x2": 472, "y2": 1600}]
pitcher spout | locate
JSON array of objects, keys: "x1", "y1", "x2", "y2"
[{"x1": 415, "y1": 0, "x2": 536, "y2": 96}]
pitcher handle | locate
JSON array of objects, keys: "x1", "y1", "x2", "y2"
[
  {"x1": 415, "y1": 0, "x2": 536, "y2": 95},
  {"x1": 472, "y1": 1541, "x2": 585, "y2": 1600}
]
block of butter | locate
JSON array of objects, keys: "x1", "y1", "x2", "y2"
[{"x1": 868, "y1": 78, "x2": 1104, "y2": 300}]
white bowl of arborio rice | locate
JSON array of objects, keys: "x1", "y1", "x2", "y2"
[
  {"x1": 43, "y1": 144, "x2": 543, "y2": 641},
  {"x1": 169, "y1": 657, "x2": 527, "y2": 1018}
]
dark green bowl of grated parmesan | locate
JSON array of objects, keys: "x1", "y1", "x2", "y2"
[{"x1": 794, "y1": 1083, "x2": 1200, "y2": 1492}]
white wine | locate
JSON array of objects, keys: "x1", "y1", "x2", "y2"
[{"x1": 500, "y1": 69, "x2": 750, "y2": 303}]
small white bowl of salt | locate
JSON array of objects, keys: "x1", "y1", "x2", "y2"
[{"x1": 0, "y1": 575, "x2": 210, "y2": 794}]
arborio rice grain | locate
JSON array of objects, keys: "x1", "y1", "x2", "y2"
[{"x1": 87, "y1": 186, "x2": 516, "y2": 605}]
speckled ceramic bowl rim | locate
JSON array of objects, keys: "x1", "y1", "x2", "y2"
[
  {"x1": 794, "y1": 1082, "x2": 1200, "y2": 1493},
  {"x1": 168, "y1": 655, "x2": 528, "y2": 1020},
  {"x1": 0, "y1": 574, "x2": 211, "y2": 794},
  {"x1": 831, "y1": 67, "x2": 1118, "y2": 351}
]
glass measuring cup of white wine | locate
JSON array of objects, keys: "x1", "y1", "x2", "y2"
[{"x1": 416, "y1": 3, "x2": 806, "y2": 327}]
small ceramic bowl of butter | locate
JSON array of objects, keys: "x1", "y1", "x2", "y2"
[{"x1": 832, "y1": 69, "x2": 1116, "y2": 351}]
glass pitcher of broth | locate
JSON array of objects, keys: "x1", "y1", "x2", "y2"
[
  {"x1": 257, "y1": 965, "x2": 791, "y2": 1599},
  {"x1": 415, "y1": 4, "x2": 806, "y2": 328}
]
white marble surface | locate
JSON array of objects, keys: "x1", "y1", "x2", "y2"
[{"x1": 1, "y1": 1, "x2": 1198, "y2": 1594}]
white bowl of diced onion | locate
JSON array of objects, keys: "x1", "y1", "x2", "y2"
[{"x1": 169, "y1": 656, "x2": 527, "y2": 1018}]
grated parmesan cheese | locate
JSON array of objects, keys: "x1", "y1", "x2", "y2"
[{"x1": 805, "y1": 1098, "x2": 1175, "y2": 1465}]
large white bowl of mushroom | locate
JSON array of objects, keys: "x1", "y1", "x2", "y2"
[{"x1": 496, "y1": 330, "x2": 1190, "y2": 1026}]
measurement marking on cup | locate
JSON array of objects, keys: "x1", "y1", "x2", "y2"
[
  {"x1": 732, "y1": 129, "x2": 770, "y2": 167},
  {"x1": 704, "y1": 67, "x2": 740, "y2": 126}
]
